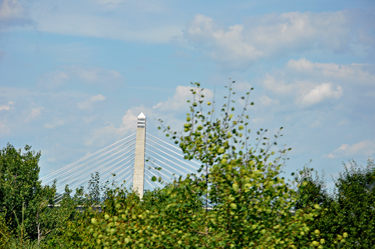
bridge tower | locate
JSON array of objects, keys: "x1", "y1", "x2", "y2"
[{"x1": 133, "y1": 112, "x2": 146, "y2": 198}]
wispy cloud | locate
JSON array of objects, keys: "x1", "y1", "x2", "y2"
[
  {"x1": 38, "y1": 66, "x2": 125, "y2": 89},
  {"x1": 0, "y1": 101, "x2": 15, "y2": 111},
  {"x1": 78, "y1": 94, "x2": 106, "y2": 110},
  {"x1": 153, "y1": 85, "x2": 214, "y2": 112},
  {"x1": 25, "y1": 0, "x2": 181, "y2": 43},
  {"x1": 262, "y1": 58, "x2": 375, "y2": 108},
  {"x1": 38, "y1": 71, "x2": 69, "y2": 89},
  {"x1": 84, "y1": 109, "x2": 139, "y2": 146},
  {"x1": 0, "y1": 0, "x2": 34, "y2": 28},
  {"x1": 327, "y1": 140, "x2": 375, "y2": 159},
  {"x1": 67, "y1": 65, "x2": 123, "y2": 84},
  {"x1": 300, "y1": 83, "x2": 343, "y2": 107},
  {"x1": 44, "y1": 119, "x2": 64, "y2": 129},
  {"x1": 184, "y1": 11, "x2": 374, "y2": 68}
]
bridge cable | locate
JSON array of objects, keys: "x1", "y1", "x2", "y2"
[
  {"x1": 147, "y1": 142, "x2": 199, "y2": 171},
  {"x1": 42, "y1": 138, "x2": 135, "y2": 184},
  {"x1": 145, "y1": 163, "x2": 174, "y2": 183},
  {"x1": 41, "y1": 133, "x2": 135, "y2": 182},
  {"x1": 55, "y1": 156, "x2": 135, "y2": 196},
  {"x1": 146, "y1": 133, "x2": 201, "y2": 166},
  {"x1": 145, "y1": 152, "x2": 187, "y2": 177},
  {"x1": 145, "y1": 147, "x2": 194, "y2": 176},
  {"x1": 51, "y1": 143, "x2": 135, "y2": 185}
]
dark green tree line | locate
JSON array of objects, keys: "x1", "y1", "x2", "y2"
[{"x1": 296, "y1": 159, "x2": 375, "y2": 248}]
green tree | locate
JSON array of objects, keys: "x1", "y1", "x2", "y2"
[
  {"x1": 0, "y1": 143, "x2": 77, "y2": 247},
  {"x1": 294, "y1": 164, "x2": 331, "y2": 211},
  {"x1": 306, "y1": 159, "x2": 375, "y2": 248},
  {"x1": 0, "y1": 144, "x2": 49, "y2": 239},
  {"x1": 70, "y1": 81, "x2": 348, "y2": 248}
]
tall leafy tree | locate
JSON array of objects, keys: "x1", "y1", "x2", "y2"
[
  {"x1": 70, "y1": 82, "x2": 347, "y2": 248},
  {"x1": 295, "y1": 159, "x2": 375, "y2": 248},
  {"x1": 0, "y1": 143, "x2": 76, "y2": 246},
  {"x1": 0, "y1": 144, "x2": 47, "y2": 238},
  {"x1": 294, "y1": 165, "x2": 331, "y2": 210},
  {"x1": 318, "y1": 159, "x2": 375, "y2": 248}
]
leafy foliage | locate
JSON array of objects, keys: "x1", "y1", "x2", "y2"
[
  {"x1": 294, "y1": 164, "x2": 330, "y2": 210},
  {"x1": 0, "y1": 144, "x2": 77, "y2": 247},
  {"x1": 0, "y1": 144, "x2": 52, "y2": 239},
  {"x1": 298, "y1": 159, "x2": 375, "y2": 248},
  {"x1": 59, "y1": 81, "x2": 344, "y2": 248},
  {"x1": 0, "y1": 82, "x2": 359, "y2": 248},
  {"x1": 0, "y1": 215, "x2": 10, "y2": 247}
]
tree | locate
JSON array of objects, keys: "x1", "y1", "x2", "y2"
[
  {"x1": 0, "y1": 144, "x2": 49, "y2": 239},
  {"x1": 72, "y1": 81, "x2": 348, "y2": 248},
  {"x1": 306, "y1": 159, "x2": 375, "y2": 248},
  {"x1": 157, "y1": 81, "x2": 326, "y2": 248},
  {"x1": 294, "y1": 164, "x2": 331, "y2": 210},
  {"x1": 0, "y1": 143, "x2": 76, "y2": 247}
]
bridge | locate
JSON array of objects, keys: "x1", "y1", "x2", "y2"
[{"x1": 40, "y1": 113, "x2": 200, "y2": 202}]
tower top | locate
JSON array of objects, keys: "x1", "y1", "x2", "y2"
[
  {"x1": 137, "y1": 113, "x2": 146, "y2": 128},
  {"x1": 138, "y1": 112, "x2": 146, "y2": 119}
]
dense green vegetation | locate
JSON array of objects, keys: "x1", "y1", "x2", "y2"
[{"x1": 0, "y1": 82, "x2": 374, "y2": 248}]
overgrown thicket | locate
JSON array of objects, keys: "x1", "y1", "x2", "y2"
[{"x1": 0, "y1": 82, "x2": 374, "y2": 248}]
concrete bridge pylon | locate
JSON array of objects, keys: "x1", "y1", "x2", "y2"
[{"x1": 133, "y1": 112, "x2": 146, "y2": 198}]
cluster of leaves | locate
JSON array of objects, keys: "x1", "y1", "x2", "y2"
[
  {"x1": 296, "y1": 159, "x2": 375, "y2": 248},
  {"x1": 0, "y1": 215, "x2": 10, "y2": 247}
]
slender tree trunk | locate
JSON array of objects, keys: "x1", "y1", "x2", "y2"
[{"x1": 37, "y1": 213, "x2": 42, "y2": 246}]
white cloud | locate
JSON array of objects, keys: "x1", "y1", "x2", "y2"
[
  {"x1": 152, "y1": 102, "x2": 162, "y2": 109},
  {"x1": 78, "y1": 94, "x2": 106, "y2": 110},
  {"x1": 65, "y1": 66, "x2": 123, "y2": 83},
  {"x1": 327, "y1": 140, "x2": 375, "y2": 159},
  {"x1": 300, "y1": 83, "x2": 343, "y2": 106},
  {"x1": 0, "y1": 0, "x2": 33, "y2": 28},
  {"x1": 38, "y1": 66, "x2": 124, "y2": 88},
  {"x1": 44, "y1": 119, "x2": 64, "y2": 129},
  {"x1": 0, "y1": 0, "x2": 23, "y2": 20},
  {"x1": 262, "y1": 74, "x2": 299, "y2": 94},
  {"x1": 0, "y1": 101, "x2": 15, "y2": 111},
  {"x1": 262, "y1": 58, "x2": 374, "y2": 108},
  {"x1": 233, "y1": 81, "x2": 253, "y2": 92},
  {"x1": 184, "y1": 14, "x2": 261, "y2": 67},
  {"x1": 24, "y1": 106, "x2": 44, "y2": 122},
  {"x1": 90, "y1": 94, "x2": 106, "y2": 102},
  {"x1": 338, "y1": 119, "x2": 349, "y2": 126},
  {"x1": 0, "y1": 121, "x2": 9, "y2": 135},
  {"x1": 287, "y1": 58, "x2": 375, "y2": 85},
  {"x1": 184, "y1": 11, "x2": 373, "y2": 67},
  {"x1": 84, "y1": 85, "x2": 214, "y2": 147},
  {"x1": 67, "y1": 65, "x2": 124, "y2": 84},
  {"x1": 154, "y1": 85, "x2": 214, "y2": 112},
  {"x1": 258, "y1": 95, "x2": 279, "y2": 106},
  {"x1": 28, "y1": 107, "x2": 43, "y2": 120},
  {"x1": 28, "y1": 0, "x2": 182, "y2": 43},
  {"x1": 38, "y1": 71, "x2": 69, "y2": 89},
  {"x1": 84, "y1": 109, "x2": 139, "y2": 146}
]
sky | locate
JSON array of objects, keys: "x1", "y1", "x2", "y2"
[{"x1": 0, "y1": 0, "x2": 374, "y2": 189}]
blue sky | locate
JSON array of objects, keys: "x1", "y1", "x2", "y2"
[{"x1": 0, "y1": 0, "x2": 374, "y2": 188}]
